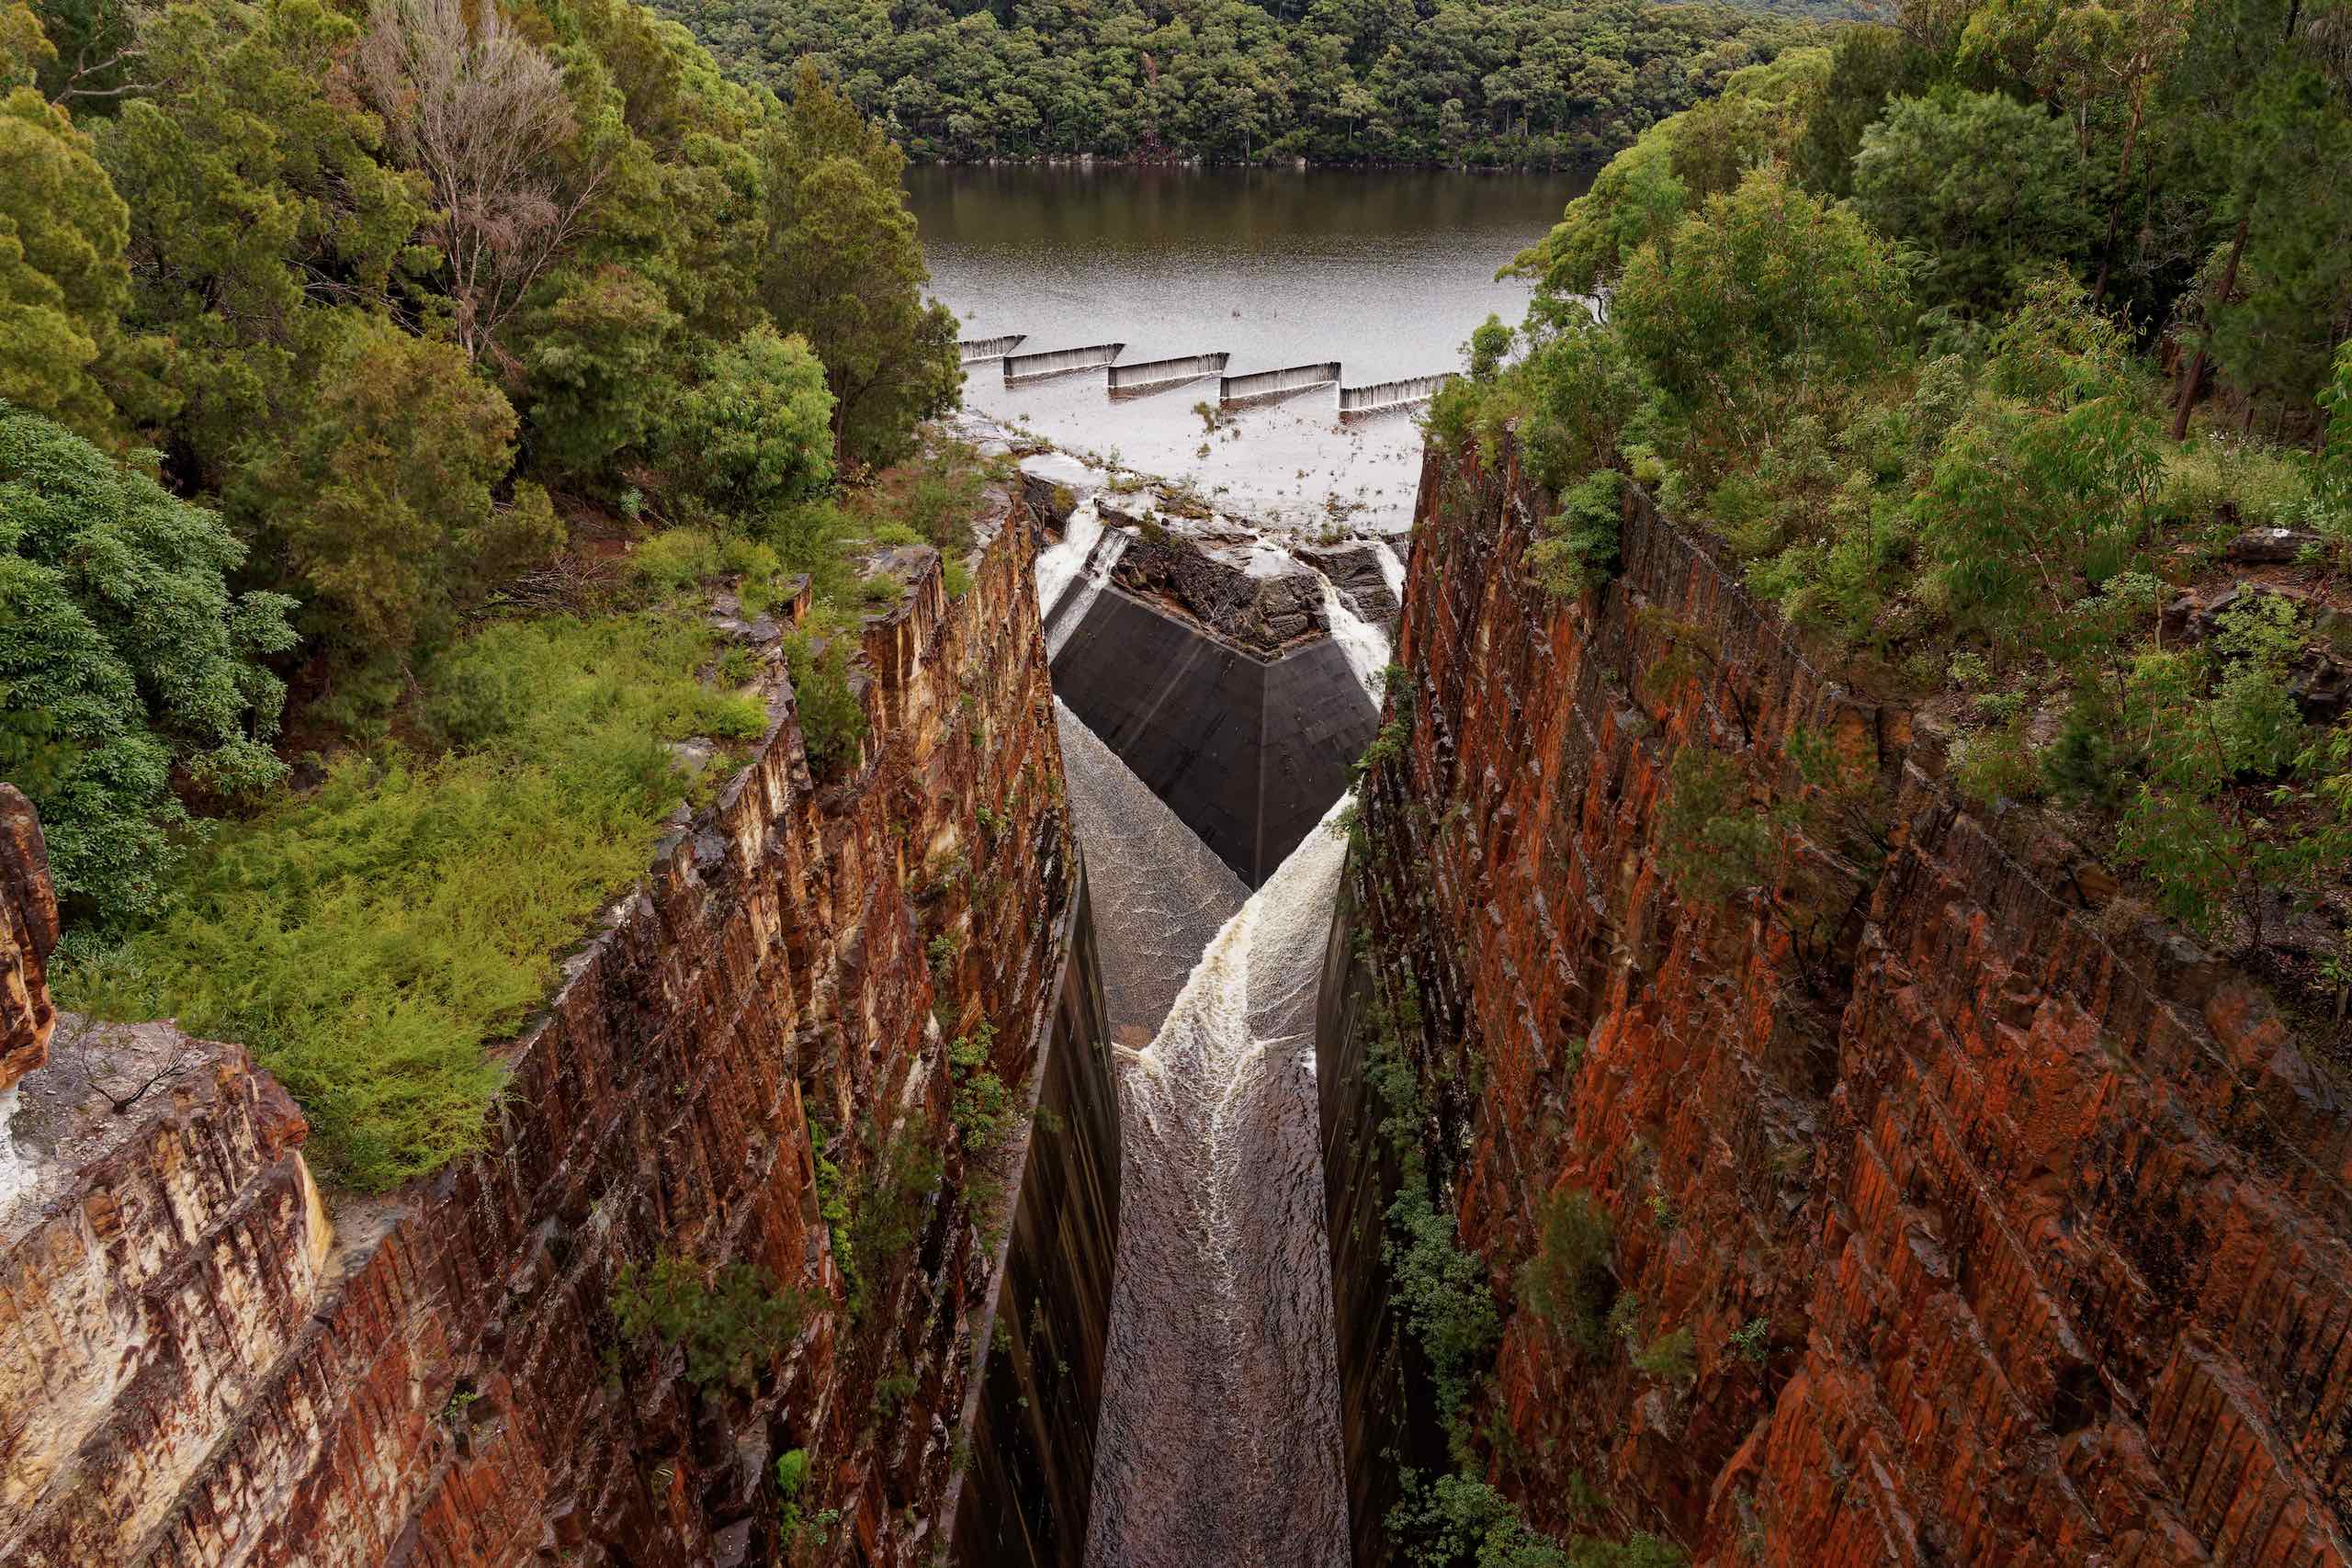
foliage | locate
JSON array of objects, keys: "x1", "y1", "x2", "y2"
[
  {"x1": 0, "y1": 85, "x2": 134, "y2": 439},
  {"x1": 1388, "y1": 1472, "x2": 1690, "y2": 1568},
  {"x1": 1386, "y1": 1173, "x2": 1501, "y2": 1426},
  {"x1": 948, "y1": 1020, "x2": 1017, "y2": 1153},
  {"x1": 1517, "y1": 1185, "x2": 1614, "y2": 1352},
  {"x1": 1850, "y1": 89, "x2": 2098, "y2": 315},
  {"x1": 762, "y1": 62, "x2": 960, "y2": 468},
  {"x1": 661, "y1": 324, "x2": 836, "y2": 518},
  {"x1": 1529, "y1": 470, "x2": 1623, "y2": 600},
  {"x1": 1631, "y1": 1325, "x2": 1696, "y2": 1382},
  {"x1": 657, "y1": 0, "x2": 1840, "y2": 168},
  {"x1": 842, "y1": 1116, "x2": 944, "y2": 1323},
  {"x1": 1611, "y1": 165, "x2": 1909, "y2": 479},
  {"x1": 52, "y1": 613, "x2": 745, "y2": 1187},
  {"x1": 0, "y1": 404, "x2": 295, "y2": 923},
  {"x1": 785, "y1": 628, "x2": 867, "y2": 778},
  {"x1": 237, "y1": 315, "x2": 559, "y2": 657},
  {"x1": 610, "y1": 1253, "x2": 819, "y2": 1391}
]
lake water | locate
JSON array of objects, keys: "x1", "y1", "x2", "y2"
[{"x1": 909, "y1": 166, "x2": 1589, "y2": 536}]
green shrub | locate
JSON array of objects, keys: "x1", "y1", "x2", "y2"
[
  {"x1": 610, "y1": 1254, "x2": 819, "y2": 1392},
  {"x1": 1389, "y1": 1471, "x2": 1689, "y2": 1568},
  {"x1": 660, "y1": 325, "x2": 836, "y2": 520},
  {"x1": 949, "y1": 1021, "x2": 1017, "y2": 1152},
  {"x1": 54, "y1": 614, "x2": 737, "y2": 1188},
  {"x1": 634, "y1": 528, "x2": 724, "y2": 595},
  {"x1": 1632, "y1": 1325, "x2": 1696, "y2": 1383},
  {"x1": 1529, "y1": 471, "x2": 1623, "y2": 600},
  {"x1": 1386, "y1": 1177, "x2": 1500, "y2": 1426},
  {"x1": 1518, "y1": 1186, "x2": 1614, "y2": 1353},
  {"x1": 1, "y1": 405, "x2": 299, "y2": 924},
  {"x1": 785, "y1": 631, "x2": 867, "y2": 778}
]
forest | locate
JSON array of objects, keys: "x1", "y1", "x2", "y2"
[
  {"x1": 1, "y1": 0, "x2": 969, "y2": 1183},
  {"x1": 650, "y1": 0, "x2": 1848, "y2": 164}
]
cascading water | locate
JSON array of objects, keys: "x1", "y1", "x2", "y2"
[
  {"x1": 1055, "y1": 525, "x2": 1392, "y2": 1568},
  {"x1": 1082, "y1": 795, "x2": 1354, "y2": 1568},
  {"x1": 1315, "y1": 570, "x2": 1393, "y2": 694}
]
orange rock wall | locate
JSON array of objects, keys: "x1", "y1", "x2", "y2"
[
  {"x1": 0, "y1": 484, "x2": 1115, "y2": 1568},
  {"x1": 1339, "y1": 438, "x2": 2352, "y2": 1565}
]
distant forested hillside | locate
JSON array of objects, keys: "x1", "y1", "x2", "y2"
[{"x1": 650, "y1": 0, "x2": 1849, "y2": 164}]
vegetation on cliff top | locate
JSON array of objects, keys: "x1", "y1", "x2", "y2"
[
  {"x1": 652, "y1": 0, "x2": 1843, "y2": 166},
  {"x1": 4, "y1": 0, "x2": 1000, "y2": 1184},
  {"x1": 1434, "y1": 0, "x2": 2352, "y2": 997}
]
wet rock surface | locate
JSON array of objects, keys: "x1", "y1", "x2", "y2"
[{"x1": 1109, "y1": 524, "x2": 1328, "y2": 656}]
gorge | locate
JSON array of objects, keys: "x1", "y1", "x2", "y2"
[{"x1": 8, "y1": 414, "x2": 2348, "y2": 1565}]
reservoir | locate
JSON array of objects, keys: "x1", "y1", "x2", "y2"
[{"x1": 909, "y1": 165, "x2": 1589, "y2": 535}]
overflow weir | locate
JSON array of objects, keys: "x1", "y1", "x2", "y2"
[
  {"x1": 1338, "y1": 373, "x2": 1454, "y2": 418},
  {"x1": 1007, "y1": 343, "x2": 1127, "y2": 380},
  {"x1": 1107, "y1": 353, "x2": 1230, "y2": 395},
  {"x1": 961, "y1": 333, "x2": 1027, "y2": 361},
  {"x1": 1218, "y1": 362, "x2": 1340, "y2": 408}
]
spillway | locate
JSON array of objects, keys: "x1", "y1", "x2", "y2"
[
  {"x1": 1008, "y1": 343, "x2": 1126, "y2": 380},
  {"x1": 1108, "y1": 353, "x2": 1230, "y2": 394},
  {"x1": 1218, "y1": 362, "x2": 1340, "y2": 408},
  {"x1": 1041, "y1": 497, "x2": 1389, "y2": 1568},
  {"x1": 1339, "y1": 373, "x2": 1455, "y2": 417}
]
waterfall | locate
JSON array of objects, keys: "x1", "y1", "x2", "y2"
[
  {"x1": 1043, "y1": 512, "x2": 1131, "y2": 660},
  {"x1": 1374, "y1": 539, "x2": 1407, "y2": 604},
  {"x1": 1083, "y1": 795, "x2": 1353, "y2": 1568},
  {"x1": 0, "y1": 1086, "x2": 28, "y2": 1210},
  {"x1": 1315, "y1": 570, "x2": 1392, "y2": 697}
]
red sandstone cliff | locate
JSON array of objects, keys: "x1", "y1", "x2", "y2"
[
  {"x1": 1337, "y1": 437, "x2": 2352, "y2": 1566},
  {"x1": 0, "y1": 481, "x2": 1113, "y2": 1568}
]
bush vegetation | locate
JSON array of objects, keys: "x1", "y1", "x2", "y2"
[
  {"x1": 53, "y1": 614, "x2": 755, "y2": 1187},
  {"x1": 1441, "y1": 0, "x2": 2352, "y2": 979},
  {"x1": 610, "y1": 1253, "x2": 820, "y2": 1392}
]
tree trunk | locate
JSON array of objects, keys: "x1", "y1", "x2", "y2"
[
  {"x1": 2171, "y1": 210, "x2": 2252, "y2": 441},
  {"x1": 2091, "y1": 99, "x2": 2145, "y2": 308}
]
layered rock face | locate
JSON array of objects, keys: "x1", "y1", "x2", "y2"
[
  {"x1": 1329, "y1": 439, "x2": 2352, "y2": 1565},
  {"x1": 0, "y1": 484, "x2": 1117, "y2": 1568}
]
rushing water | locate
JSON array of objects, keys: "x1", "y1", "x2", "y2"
[
  {"x1": 1036, "y1": 463, "x2": 1393, "y2": 1562},
  {"x1": 913, "y1": 166, "x2": 1587, "y2": 536}
]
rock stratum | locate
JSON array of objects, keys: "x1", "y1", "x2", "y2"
[
  {"x1": 1326, "y1": 438, "x2": 2352, "y2": 1567},
  {"x1": 0, "y1": 483, "x2": 1118, "y2": 1568}
]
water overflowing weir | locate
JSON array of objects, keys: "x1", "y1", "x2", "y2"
[
  {"x1": 960, "y1": 333, "x2": 1027, "y2": 361},
  {"x1": 1007, "y1": 343, "x2": 1127, "y2": 380},
  {"x1": 1219, "y1": 361, "x2": 1341, "y2": 407},
  {"x1": 1077, "y1": 791, "x2": 1355, "y2": 1568},
  {"x1": 1033, "y1": 482, "x2": 1387, "y2": 1568},
  {"x1": 1339, "y1": 373, "x2": 1455, "y2": 417},
  {"x1": 1108, "y1": 353, "x2": 1229, "y2": 394}
]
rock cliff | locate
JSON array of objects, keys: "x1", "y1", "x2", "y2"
[
  {"x1": 1326, "y1": 437, "x2": 2352, "y2": 1566},
  {"x1": 0, "y1": 482, "x2": 1117, "y2": 1568}
]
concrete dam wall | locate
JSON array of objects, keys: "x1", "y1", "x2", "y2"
[
  {"x1": 1007, "y1": 344, "x2": 1126, "y2": 379},
  {"x1": 1219, "y1": 362, "x2": 1340, "y2": 406},
  {"x1": 1107, "y1": 353, "x2": 1229, "y2": 392},
  {"x1": 961, "y1": 333, "x2": 1027, "y2": 361},
  {"x1": 1339, "y1": 374, "x2": 1453, "y2": 415}
]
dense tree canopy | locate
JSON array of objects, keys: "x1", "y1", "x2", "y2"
[
  {"x1": 0, "y1": 0, "x2": 957, "y2": 931},
  {"x1": 652, "y1": 0, "x2": 1849, "y2": 165}
]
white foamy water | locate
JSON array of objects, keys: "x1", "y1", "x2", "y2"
[
  {"x1": 1375, "y1": 539, "x2": 1408, "y2": 603},
  {"x1": 0, "y1": 1086, "x2": 29, "y2": 1213},
  {"x1": 1317, "y1": 570, "x2": 1393, "y2": 698},
  {"x1": 1083, "y1": 795, "x2": 1351, "y2": 1568},
  {"x1": 1042, "y1": 513, "x2": 1133, "y2": 661}
]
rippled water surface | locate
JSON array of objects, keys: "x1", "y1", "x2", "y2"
[{"x1": 911, "y1": 166, "x2": 1588, "y2": 535}]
